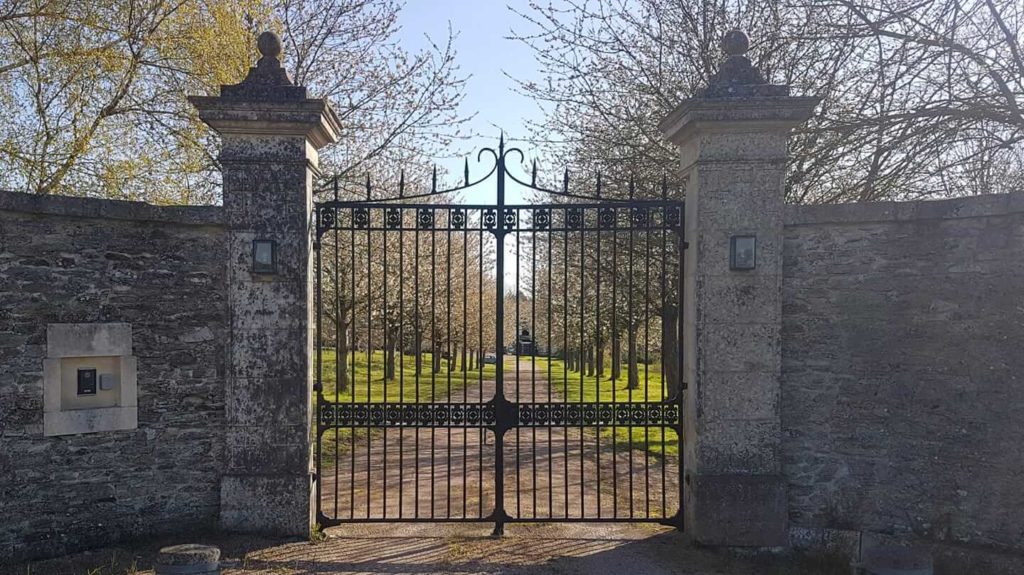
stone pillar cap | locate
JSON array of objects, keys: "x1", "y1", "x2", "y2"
[
  {"x1": 188, "y1": 31, "x2": 342, "y2": 149},
  {"x1": 659, "y1": 96, "x2": 819, "y2": 144}
]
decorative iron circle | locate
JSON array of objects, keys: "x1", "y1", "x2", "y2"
[
  {"x1": 385, "y1": 208, "x2": 402, "y2": 229},
  {"x1": 598, "y1": 207, "x2": 616, "y2": 228},
  {"x1": 417, "y1": 208, "x2": 434, "y2": 229},
  {"x1": 386, "y1": 405, "x2": 403, "y2": 424},
  {"x1": 483, "y1": 209, "x2": 497, "y2": 230},
  {"x1": 520, "y1": 406, "x2": 533, "y2": 425},
  {"x1": 451, "y1": 208, "x2": 466, "y2": 229},
  {"x1": 502, "y1": 209, "x2": 517, "y2": 230},
  {"x1": 320, "y1": 206, "x2": 337, "y2": 230},
  {"x1": 533, "y1": 208, "x2": 550, "y2": 229},
  {"x1": 353, "y1": 207, "x2": 370, "y2": 229},
  {"x1": 631, "y1": 207, "x2": 649, "y2": 227},
  {"x1": 665, "y1": 206, "x2": 681, "y2": 227},
  {"x1": 566, "y1": 207, "x2": 583, "y2": 229},
  {"x1": 534, "y1": 405, "x2": 548, "y2": 424},
  {"x1": 370, "y1": 405, "x2": 385, "y2": 425}
]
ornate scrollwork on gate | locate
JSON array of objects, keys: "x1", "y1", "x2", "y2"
[
  {"x1": 566, "y1": 207, "x2": 583, "y2": 229},
  {"x1": 319, "y1": 206, "x2": 337, "y2": 231},
  {"x1": 320, "y1": 402, "x2": 499, "y2": 428},
  {"x1": 417, "y1": 208, "x2": 434, "y2": 229},
  {"x1": 598, "y1": 207, "x2": 616, "y2": 229},
  {"x1": 533, "y1": 208, "x2": 551, "y2": 229},
  {"x1": 515, "y1": 402, "x2": 680, "y2": 427},
  {"x1": 352, "y1": 207, "x2": 370, "y2": 229},
  {"x1": 385, "y1": 207, "x2": 402, "y2": 229},
  {"x1": 450, "y1": 208, "x2": 466, "y2": 229}
]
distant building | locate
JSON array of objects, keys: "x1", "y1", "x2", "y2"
[{"x1": 515, "y1": 328, "x2": 537, "y2": 356}]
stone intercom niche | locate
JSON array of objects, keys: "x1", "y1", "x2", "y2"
[{"x1": 43, "y1": 323, "x2": 138, "y2": 436}]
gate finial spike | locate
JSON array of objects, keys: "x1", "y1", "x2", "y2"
[
  {"x1": 399, "y1": 169, "x2": 405, "y2": 198},
  {"x1": 332, "y1": 175, "x2": 339, "y2": 201},
  {"x1": 629, "y1": 174, "x2": 635, "y2": 200},
  {"x1": 531, "y1": 159, "x2": 537, "y2": 187},
  {"x1": 432, "y1": 165, "x2": 438, "y2": 193},
  {"x1": 499, "y1": 131, "x2": 505, "y2": 153},
  {"x1": 365, "y1": 173, "x2": 371, "y2": 200},
  {"x1": 596, "y1": 171, "x2": 602, "y2": 198},
  {"x1": 563, "y1": 167, "x2": 569, "y2": 194},
  {"x1": 464, "y1": 157, "x2": 470, "y2": 186}
]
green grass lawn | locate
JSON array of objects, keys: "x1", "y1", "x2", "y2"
[
  {"x1": 532, "y1": 357, "x2": 680, "y2": 458},
  {"x1": 317, "y1": 348, "x2": 497, "y2": 402}
]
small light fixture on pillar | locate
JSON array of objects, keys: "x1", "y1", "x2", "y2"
[
  {"x1": 729, "y1": 235, "x2": 756, "y2": 271},
  {"x1": 252, "y1": 239, "x2": 277, "y2": 274}
]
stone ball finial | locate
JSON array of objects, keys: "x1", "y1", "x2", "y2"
[
  {"x1": 721, "y1": 29, "x2": 750, "y2": 57},
  {"x1": 257, "y1": 31, "x2": 283, "y2": 60}
]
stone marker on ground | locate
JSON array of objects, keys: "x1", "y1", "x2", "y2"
[{"x1": 154, "y1": 544, "x2": 221, "y2": 575}]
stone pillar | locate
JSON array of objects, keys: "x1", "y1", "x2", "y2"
[
  {"x1": 658, "y1": 30, "x2": 817, "y2": 547},
  {"x1": 189, "y1": 32, "x2": 340, "y2": 535}
]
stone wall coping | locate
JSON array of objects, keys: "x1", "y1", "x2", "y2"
[
  {"x1": 0, "y1": 189, "x2": 224, "y2": 226},
  {"x1": 784, "y1": 190, "x2": 1024, "y2": 226}
]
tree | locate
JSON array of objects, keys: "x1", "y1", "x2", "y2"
[
  {"x1": 511, "y1": 0, "x2": 1024, "y2": 203},
  {"x1": 0, "y1": 0, "x2": 469, "y2": 204}
]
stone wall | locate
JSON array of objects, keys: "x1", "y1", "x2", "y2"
[
  {"x1": 0, "y1": 190, "x2": 228, "y2": 561},
  {"x1": 781, "y1": 192, "x2": 1024, "y2": 571}
]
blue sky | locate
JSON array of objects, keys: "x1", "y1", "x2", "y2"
[{"x1": 396, "y1": 1, "x2": 549, "y2": 205}]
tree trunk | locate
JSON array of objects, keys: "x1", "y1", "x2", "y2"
[
  {"x1": 414, "y1": 330, "x2": 423, "y2": 376},
  {"x1": 596, "y1": 333, "x2": 604, "y2": 377},
  {"x1": 337, "y1": 319, "x2": 349, "y2": 392},
  {"x1": 469, "y1": 348, "x2": 475, "y2": 370},
  {"x1": 385, "y1": 326, "x2": 397, "y2": 381},
  {"x1": 663, "y1": 305, "x2": 679, "y2": 397},
  {"x1": 461, "y1": 345, "x2": 467, "y2": 372},
  {"x1": 449, "y1": 345, "x2": 457, "y2": 372},
  {"x1": 611, "y1": 332, "x2": 621, "y2": 382},
  {"x1": 586, "y1": 346, "x2": 595, "y2": 376},
  {"x1": 627, "y1": 329, "x2": 639, "y2": 390}
]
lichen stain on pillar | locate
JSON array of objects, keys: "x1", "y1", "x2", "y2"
[
  {"x1": 659, "y1": 29, "x2": 818, "y2": 548},
  {"x1": 189, "y1": 31, "x2": 341, "y2": 536}
]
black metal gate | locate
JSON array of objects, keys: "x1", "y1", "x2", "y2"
[{"x1": 314, "y1": 138, "x2": 684, "y2": 534}]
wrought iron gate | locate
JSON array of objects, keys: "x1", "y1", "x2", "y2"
[{"x1": 314, "y1": 138, "x2": 684, "y2": 534}]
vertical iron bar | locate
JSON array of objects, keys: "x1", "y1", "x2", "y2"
[
  {"x1": 611, "y1": 215, "x2": 618, "y2": 519},
  {"x1": 547, "y1": 223, "x2": 553, "y2": 519},
  {"x1": 492, "y1": 138, "x2": 507, "y2": 536},
  {"x1": 579, "y1": 210, "x2": 585, "y2": 518},
  {"x1": 382, "y1": 209, "x2": 389, "y2": 518},
  {"x1": 414, "y1": 216, "x2": 421, "y2": 518},
  {"x1": 350, "y1": 215, "x2": 356, "y2": 519},
  {"x1": 333, "y1": 191, "x2": 340, "y2": 520},
  {"x1": 447, "y1": 207, "x2": 453, "y2": 519},
  {"x1": 463, "y1": 215, "x2": 469, "y2": 518},
  {"x1": 644, "y1": 209, "x2": 651, "y2": 518},
  {"x1": 515, "y1": 213, "x2": 521, "y2": 519},
  {"x1": 399, "y1": 208, "x2": 405, "y2": 519},
  {"x1": 366, "y1": 213, "x2": 372, "y2": 518},
  {"x1": 531, "y1": 211, "x2": 538, "y2": 518},
  {"x1": 563, "y1": 208, "x2": 569, "y2": 518},
  {"x1": 628, "y1": 208, "x2": 635, "y2": 519},
  {"x1": 314, "y1": 222, "x2": 323, "y2": 523},
  {"x1": 595, "y1": 209, "x2": 602, "y2": 519},
  {"x1": 431, "y1": 210, "x2": 437, "y2": 519},
  {"x1": 478, "y1": 217, "x2": 484, "y2": 519}
]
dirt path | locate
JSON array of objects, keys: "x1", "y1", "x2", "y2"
[{"x1": 319, "y1": 359, "x2": 679, "y2": 523}]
